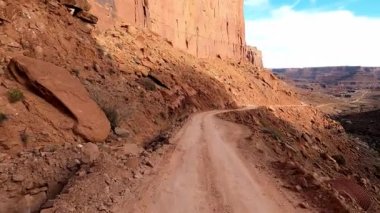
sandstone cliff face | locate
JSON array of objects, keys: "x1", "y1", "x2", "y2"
[
  {"x1": 88, "y1": 0, "x2": 258, "y2": 63},
  {"x1": 246, "y1": 46, "x2": 263, "y2": 68},
  {"x1": 148, "y1": 0, "x2": 245, "y2": 60}
]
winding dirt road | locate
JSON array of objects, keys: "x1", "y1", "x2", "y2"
[
  {"x1": 116, "y1": 109, "x2": 308, "y2": 213},
  {"x1": 317, "y1": 89, "x2": 370, "y2": 109}
]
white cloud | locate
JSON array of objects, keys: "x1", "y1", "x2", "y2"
[
  {"x1": 246, "y1": 7, "x2": 380, "y2": 68},
  {"x1": 244, "y1": 0, "x2": 269, "y2": 7}
]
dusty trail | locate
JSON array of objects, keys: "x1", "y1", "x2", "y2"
[
  {"x1": 317, "y1": 89, "x2": 370, "y2": 109},
  {"x1": 116, "y1": 109, "x2": 308, "y2": 213}
]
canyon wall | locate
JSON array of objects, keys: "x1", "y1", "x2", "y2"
[
  {"x1": 246, "y1": 46, "x2": 263, "y2": 68},
  {"x1": 88, "y1": 0, "x2": 262, "y2": 65},
  {"x1": 148, "y1": 0, "x2": 245, "y2": 59}
]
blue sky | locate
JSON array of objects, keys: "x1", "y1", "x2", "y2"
[{"x1": 244, "y1": 0, "x2": 380, "y2": 68}]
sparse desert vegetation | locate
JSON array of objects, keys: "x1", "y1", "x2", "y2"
[{"x1": 7, "y1": 88, "x2": 24, "y2": 103}]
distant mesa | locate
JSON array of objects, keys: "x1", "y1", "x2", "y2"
[{"x1": 273, "y1": 66, "x2": 380, "y2": 88}]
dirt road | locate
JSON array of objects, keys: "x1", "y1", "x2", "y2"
[
  {"x1": 317, "y1": 89, "x2": 370, "y2": 109},
  {"x1": 115, "y1": 109, "x2": 307, "y2": 213}
]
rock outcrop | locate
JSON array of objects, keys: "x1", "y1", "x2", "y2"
[
  {"x1": 8, "y1": 56, "x2": 111, "y2": 142},
  {"x1": 88, "y1": 0, "x2": 259, "y2": 63},
  {"x1": 59, "y1": 0, "x2": 92, "y2": 11},
  {"x1": 246, "y1": 46, "x2": 263, "y2": 68}
]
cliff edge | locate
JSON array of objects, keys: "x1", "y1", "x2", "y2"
[{"x1": 88, "y1": 0, "x2": 262, "y2": 65}]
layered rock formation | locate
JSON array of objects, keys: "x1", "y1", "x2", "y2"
[
  {"x1": 273, "y1": 66, "x2": 380, "y2": 87},
  {"x1": 88, "y1": 0, "x2": 261, "y2": 64}
]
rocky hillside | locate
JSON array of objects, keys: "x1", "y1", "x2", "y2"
[
  {"x1": 0, "y1": 1, "x2": 379, "y2": 212},
  {"x1": 337, "y1": 109, "x2": 380, "y2": 152},
  {"x1": 0, "y1": 0, "x2": 299, "y2": 212}
]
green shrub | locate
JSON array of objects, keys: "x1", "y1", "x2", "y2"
[
  {"x1": 269, "y1": 129, "x2": 283, "y2": 141},
  {"x1": 7, "y1": 88, "x2": 24, "y2": 103},
  {"x1": 260, "y1": 119, "x2": 284, "y2": 142},
  {"x1": 262, "y1": 127, "x2": 282, "y2": 141}
]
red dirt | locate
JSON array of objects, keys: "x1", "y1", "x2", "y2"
[
  {"x1": 220, "y1": 106, "x2": 380, "y2": 212},
  {"x1": 115, "y1": 109, "x2": 304, "y2": 213}
]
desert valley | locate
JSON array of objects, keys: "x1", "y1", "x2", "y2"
[{"x1": 273, "y1": 67, "x2": 380, "y2": 152}]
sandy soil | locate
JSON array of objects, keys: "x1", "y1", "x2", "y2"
[{"x1": 114, "y1": 109, "x2": 307, "y2": 213}]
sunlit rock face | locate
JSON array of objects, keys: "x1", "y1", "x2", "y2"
[{"x1": 88, "y1": 0, "x2": 254, "y2": 62}]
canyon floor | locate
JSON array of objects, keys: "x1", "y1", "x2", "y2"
[{"x1": 278, "y1": 69, "x2": 380, "y2": 153}]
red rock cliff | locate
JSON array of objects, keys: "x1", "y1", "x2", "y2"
[{"x1": 88, "y1": 0, "x2": 259, "y2": 64}]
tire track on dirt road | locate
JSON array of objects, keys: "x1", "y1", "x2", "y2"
[{"x1": 115, "y1": 108, "x2": 309, "y2": 213}]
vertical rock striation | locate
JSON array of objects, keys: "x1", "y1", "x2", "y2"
[
  {"x1": 148, "y1": 0, "x2": 246, "y2": 60},
  {"x1": 88, "y1": 0, "x2": 262, "y2": 65}
]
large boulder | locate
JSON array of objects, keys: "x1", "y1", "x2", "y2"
[
  {"x1": 81, "y1": 142, "x2": 100, "y2": 163},
  {"x1": 8, "y1": 56, "x2": 110, "y2": 142}
]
